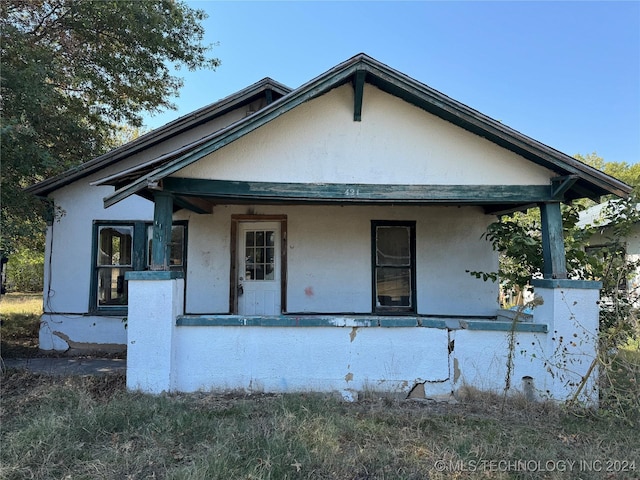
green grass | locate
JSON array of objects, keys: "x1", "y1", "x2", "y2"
[
  {"x1": 0, "y1": 293, "x2": 42, "y2": 358},
  {"x1": 1, "y1": 294, "x2": 639, "y2": 478},
  {"x1": 1, "y1": 372, "x2": 639, "y2": 480}
]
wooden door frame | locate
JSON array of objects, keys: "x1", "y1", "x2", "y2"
[{"x1": 230, "y1": 214, "x2": 287, "y2": 314}]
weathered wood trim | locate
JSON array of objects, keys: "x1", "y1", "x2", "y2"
[
  {"x1": 353, "y1": 70, "x2": 366, "y2": 121},
  {"x1": 358, "y1": 60, "x2": 630, "y2": 198},
  {"x1": 539, "y1": 202, "x2": 567, "y2": 279},
  {"x1": 32, "y1": 78, "x2": 291, "y2": 197},
  {"x1": 371, "y1": 220, "x2": 417, "y2": 314},
  {"x1": 551, "y1": 175, "x2": 579, "y2": 200},
  {"x1": 483, "y1": 203, "x2": 538, "y2": 216},
  {"x1": 173, "y1": 195, "x2": 213, "y2": 214},
  {"x1": 98, "y1": 54, "x2": 629, "y2": 209},
  {"x1": 126, "y1": 271, "x2": 184, "y2": 281},
  {"x1": 151, "y1": 192, "x2": 173, "y2": 270},
  {"x1": 163, "y1": 177, "x2": 554, "y2": 204},
  {"x1": 176, "y1": 314, "x2": 548, "y2": 332},
  {"x1": 531, "y1": 279, "x2": 602, "y2": 290}
]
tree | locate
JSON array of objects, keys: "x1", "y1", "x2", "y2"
[
  {"x1": 469, "y1": 153, "x2": 640, "y2": 295},
  {"x1": 0, "y1": 0, "x2": 219, "y2": 255},
  {"x1": 575, "y1": 152, "x2": 640, "y2": 190}
]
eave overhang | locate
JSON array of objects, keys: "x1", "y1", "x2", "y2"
[{"x1": 25, "y1": 78, "x2": 291, "y2": 197}]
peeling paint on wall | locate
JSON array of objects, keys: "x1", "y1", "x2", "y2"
[
  {"x1": 344, "y1": 372, "x2": 354, "y2": 382},
  {"x1": 349, "y1": 327, "x2": 358, "y2": 342}
]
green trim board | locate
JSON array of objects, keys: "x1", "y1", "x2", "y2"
[
  {"x1": 540, "y1": 202, "x2": 567, "y2": 279},
  {"x1": 89, "y1": 220, "x2": 148, "y2": 314},
  {"x1": 173, "y1": 195, "x2": 211, "y2": 214},
  {"x1": 162, "y1": 177, "x2": 557, "y2": 204},
  {"x1": 551, "y1": 175, "x2": 579, "y2": 199},
  {"x1": 531, "y1": 279, "x2": 603, "y2": 290},
  {"x1": 151, "y1": 192, "x2": 173, "y2": 270},
  {"x1": 126, "y1": 271, "x2": 184, "y2": 280},
  {"x1": 176, "y1": 314, "x2": 548, "y2": 332},
  {"x1": 371, "y1": 220, "x2": 417, "y2": 314}
]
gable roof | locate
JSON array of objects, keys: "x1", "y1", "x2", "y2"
[
  {"x1": 97, "y1": 53, "x2": 632, "y2": 209},
  {"x1": 25, "y1": 77, "x2": 291, "y2": 197},
  {"x1": 30, "y1": 53, "x2": 632, "y2": 208}
]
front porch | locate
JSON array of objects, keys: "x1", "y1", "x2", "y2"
[{"x1": 126, "y1": 272, "x2": 601, "y2": 404}]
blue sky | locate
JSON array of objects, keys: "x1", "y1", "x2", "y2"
[{"x1": 144, "y1": 1, "x2": 640, "y2": 164}]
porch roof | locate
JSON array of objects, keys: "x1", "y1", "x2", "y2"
[{"x1": 95, "y1": 53, "x2": 631, "y2": 211}]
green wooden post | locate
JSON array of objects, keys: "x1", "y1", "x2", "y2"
[
  {"x1": 540, "y1": 202, "x2": 567, "y2": 279},
  {"x1": 151, "y1": 191, "x2": 173, "y2": 271}
]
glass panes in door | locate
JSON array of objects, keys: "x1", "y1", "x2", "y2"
[{"x1": 245, "y1": 230, "x2": 276, "y2": 280}]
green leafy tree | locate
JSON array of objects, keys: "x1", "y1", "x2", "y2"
[
  {"x1": 575, "y1": 152, "x2": 640, "y2": 190},
  {"x1": 1, "y1": 0, "x2": 219, "y2": 256},
  {"x1": 470, "y1": 154, "x2": 640, "y2": 335}
]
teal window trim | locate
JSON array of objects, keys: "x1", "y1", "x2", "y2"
[
  {"x1": 89, "y1": 220, "x2": 188, "y2": 315},
  {"x1": 371, "y1": 220, "x2": 417, "y2": 314}
]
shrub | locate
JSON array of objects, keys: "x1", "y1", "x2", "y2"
[{"x1": 4, "y1": 247, "x2": 44, "y2": 293}]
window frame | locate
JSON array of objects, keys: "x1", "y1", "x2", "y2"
[
  {"x1": 371, "y1": 220, "x2": 417, "y2": 314},
  {"x1": 90, "y1": 220, "x2": 187, "y2": 315}
]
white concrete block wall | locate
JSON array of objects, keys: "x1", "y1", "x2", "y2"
[
  {"x1": 530, "y1": 281, "x2": 601, "y2": 404},
  {"x1": 126, "y1": 275, "x2": 184, "y2": 393},
  {"x1": 172, "y1": 325, "x2": 451, "y2": 396},
  {"x1": 125, "y1": 277, "x2": 601, "y2": 403},
  {"x1": 452, "y1": 329, "x2": 550, "y2": 397}
]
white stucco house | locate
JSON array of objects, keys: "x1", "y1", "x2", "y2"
[
  {"x1": 27, "y1": 54, "x2": 631, "y2": 403},
  {"x1": 578, "y1": 200, "x2": 640, "y2": 306}
]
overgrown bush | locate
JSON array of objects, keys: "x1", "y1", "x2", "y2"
[
  {"x1": 4, "y1": 247, "x2": 44, "y2": 293},
  {"x1": 471, "y1": 195, "x2": 640, "y2": 423}
]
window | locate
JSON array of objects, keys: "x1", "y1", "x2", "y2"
[
  {"x1": 244, "y1": 229, "x2": 276, "y2": 280},
  {"x1": 96, "y1": 225, "x2": 133, "y2": 308},
  {"x1": 372, "y1": 221, "x2": 416, "y2": 313},
  {"x1": 91, "y1": 221, "x2": 187, "y2": 313}
]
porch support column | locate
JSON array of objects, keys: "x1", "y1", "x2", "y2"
[
  {"x1": 539, "y1": 202, "x2": 567, "y2": 279},
  {"x1": 125, "y1": 270, "x2": 184, "y2": 393},
  {"x1": 151, "y1": 191, "x2": 173, "y2": 270},
  {"x1": 531, "y1": 279, "x2": 602, "y2": 405}
]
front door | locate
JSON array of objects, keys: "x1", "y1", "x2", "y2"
[{"x1": 237, "y1": 222, "x2": 281, "y2": 315}]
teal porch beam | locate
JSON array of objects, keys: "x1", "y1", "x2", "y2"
[
  {"x1": 162, "y1": 177, "x2": 555, "y2": 204},
  {"x1": 151, "y1": 191, "x2": 173, "y2": 270},
  {"x1": 539, "y1": 202, "x2": 567, "y2": 279}
]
